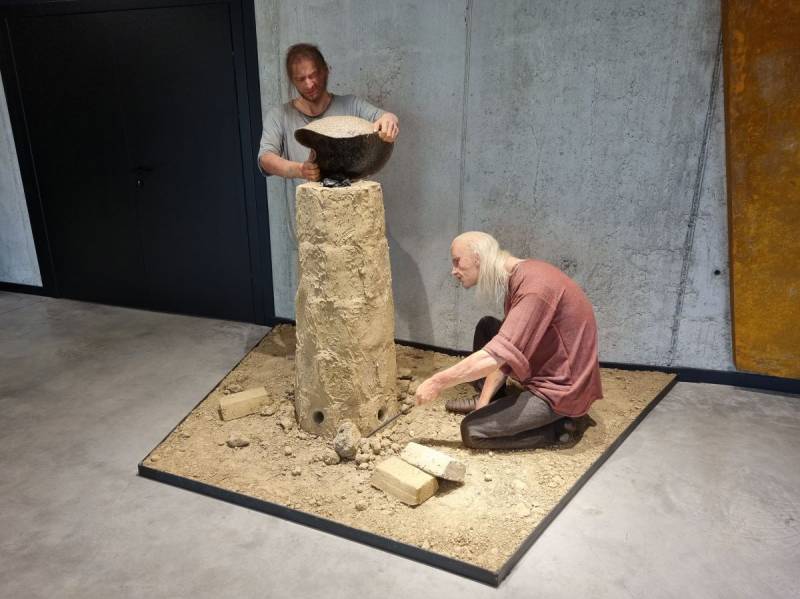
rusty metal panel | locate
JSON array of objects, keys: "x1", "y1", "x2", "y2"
[{"x1": 723, "y1": 0, "x2": 800, "y2": 378}]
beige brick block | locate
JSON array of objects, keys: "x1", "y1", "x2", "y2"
[
  {"x1": 371, "y1": 456, "x2": 438, "y2": 505},
  {"x1": 218, "y1": 387, "x2": 268, "y2": 421},
  {"x1": 400, "y1": 442, "x2": 466, "y2": 483}
]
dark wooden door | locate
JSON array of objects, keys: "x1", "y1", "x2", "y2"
[{"x1": 7, "y1": 2, "x2": 259, "y2": 322}]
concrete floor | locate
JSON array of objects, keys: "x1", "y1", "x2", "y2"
[{"x1": 1, "y1": 291, "x2": 798, "y2": 598}]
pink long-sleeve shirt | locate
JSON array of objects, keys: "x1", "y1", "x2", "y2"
[{"x1": 483, "y1": 260, "x2": 603, "y2": 417}]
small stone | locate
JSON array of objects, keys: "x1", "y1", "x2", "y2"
[
  {"x1": 322, "y1": 449, "x2": 341, "y2": 465},
  {"x1": 391, "y1": 443, "x2": 400, "y2": 453},
  {"x1": 259, "y1": 403, "x2": 276, "y2": 417},
  {"x1": 178, "y1": 431, "x2": 191, "y2": 439},
  {"x1": 296, "y1": 431, "x2": 309, "y2": 440},
  {"x1": 227, "y1": 383, "x2": 244, "y2": 394},
  {"x1": 420, "y1": 540, "x2": 431, "y2": 550},
  {"x1": 401, "y1": 403, "x2": 413, "y2": 414},
  {"x1": 359, "y1": 462, "x2": 371, "y2": 470},
  {"x1": 334, "y1": 420, "x2": 361, "y2": 460},
  {"x1": 355, "y1": 453, "x2": 370, "y2": 465},
  {"x1": 149, "y1": 454, "x2": 160, "y2": 463},
  {"x1": 278, "y1": 416, "x2": 295, "y2": 431},
  {"x1": 226, "y1": 435, "x2": 250, "y2": 448},
  {"x1": 397, "y1": 367, "x2": 413, "y2": 380},
  {"x1": 488, "y1": 451, "x2": 494, "y2": 457},
  {"x1": 381, "y1": 437, "x2": 392, "y2": 449},
  {"x1": 291, "y1": 467, "x2": 302, "y2": 476},
  {"x1": 370, "y1": 438, "x2": 382, "y2": 454},
  {"x1": 484, "y1": 473, "x2": 493, "y2": 482},
  {"x1": 355, "y1": 500, "x2": 368, "y2": 511},
  {"x1": 222, "y1": 389, "x2": 231, "y2": 395},
  {"x1": 284, "y1": 446, "x2": 293, "y2": 456}
]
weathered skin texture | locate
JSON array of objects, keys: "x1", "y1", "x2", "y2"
[{"x1": 294, "y1": 180, "x2": 397, "y2": 438}]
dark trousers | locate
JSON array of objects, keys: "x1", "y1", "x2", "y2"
[
  {"x1": 462, "y1": 316, "x2": 566, "y2": 449},
  {"x1": 471, "y1": 316, "x2": 503, "y2": 397}
]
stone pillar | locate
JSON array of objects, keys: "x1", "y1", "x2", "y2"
[{"x1": 294, "y1": 180, "x2": 397, "y2": 439}]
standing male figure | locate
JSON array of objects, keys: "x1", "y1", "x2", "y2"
[
  {"x1": 414, "y1": 232, "x2": 603, "y2": 450},
  {"x1": 257, "y1": 43, "x2": 399, "y2": 182}
]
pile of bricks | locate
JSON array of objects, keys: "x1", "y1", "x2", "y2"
[{"x1": 370, "y1": 442, "x2": 467, "y2": 505}]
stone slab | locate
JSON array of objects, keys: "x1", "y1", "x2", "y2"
[
  {"x1": 218, "y1": 387, "x2": 268, "y2": 421},
  {"x1": 370, "y1": 456, "x2": 438, "y2": 506},
  {"x1": 400, "y1": 442, "x2": 466, "y2": 482}
]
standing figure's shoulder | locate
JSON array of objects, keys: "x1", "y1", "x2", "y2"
[{"x1": 335, "y1": 94, "x2": 384, "y2": 121}]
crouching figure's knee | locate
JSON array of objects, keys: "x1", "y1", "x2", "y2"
[{"x1": 460, "y1": 413, "x2": 483, "y2": 449}]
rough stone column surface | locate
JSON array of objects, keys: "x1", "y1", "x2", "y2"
[{"x1": 294, "y1": 180, "x2": 397, "y2": 438}]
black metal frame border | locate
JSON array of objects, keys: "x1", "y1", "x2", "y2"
[
  {"x1": 138, "y1": 330, "x2": 679, "y2": 587},
  {"x1": 0, "y1": 0, "x2": 274, "y2": 324}
]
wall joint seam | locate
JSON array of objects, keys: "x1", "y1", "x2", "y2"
[{"x1": 667, "y1": 27, "x2": 723, "y2": 365}]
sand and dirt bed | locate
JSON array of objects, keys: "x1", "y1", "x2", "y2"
[{"x1": 144, "y1": 325, "x2": 674, "y2": 573}]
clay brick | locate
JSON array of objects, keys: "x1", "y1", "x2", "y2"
[
  {"x1": 219, "y1": 387, "x2": 268, "y2": 421},
  {"x1": 371, "y1": 456, "x2": 438, "y2": 505},
  {"x1": 400, "y1": 442, "x2": 466, "y2": 483}
]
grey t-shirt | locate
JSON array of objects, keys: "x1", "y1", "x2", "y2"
[{"x1": 257, "y1": 94, "x2": 384, "y2": 176}]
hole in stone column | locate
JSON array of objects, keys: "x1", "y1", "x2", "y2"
[
  {"x1": 377, "y1": 407, "x2": 386, "y2": 421},
  {"x1": 312, "y1": 410, "x2": 325, "y2": 424}
]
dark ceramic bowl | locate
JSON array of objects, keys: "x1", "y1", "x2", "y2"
[{"x1": 295, "y1": 116, "x2": 394, "y2": 181}]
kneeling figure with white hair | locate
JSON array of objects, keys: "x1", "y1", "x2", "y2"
[{"x1": 414, "y1": 232, "x2": 603, "y2": 450}]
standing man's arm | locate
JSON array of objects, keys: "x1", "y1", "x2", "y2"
[
  {"x1": 373, "y1": 112, "x2": 399, "y2": 142},
  {"x1": 350, "y1": 96, "x2": 400, "y2": 143},
  {"x1": 414, "y1": 350, "x2": 504, "y2": 405},
  {"x1": 259, "y1": 151, "x2": 320, "y2": 181},
  {"x1": 257, "y1": 105, "x2": 320, "y2": 181}
]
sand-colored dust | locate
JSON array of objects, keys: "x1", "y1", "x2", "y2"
[
  {"x1": 295, "y1": 181, "x2": 397, "y2": 438},
  {"x1": 145, "y1": 325, "x2": 675, "y2": 573},
  {"x1": 299, "y1": 115, "x2": 374, "y2": 138}
]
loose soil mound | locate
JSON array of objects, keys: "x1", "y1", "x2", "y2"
[{"x1": 144, "y1": 325, "x2": 674, "y2": 574}]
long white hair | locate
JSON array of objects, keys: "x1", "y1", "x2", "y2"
[{"x1": 456, "y1": 231, "x2": 510, "y2": 306}]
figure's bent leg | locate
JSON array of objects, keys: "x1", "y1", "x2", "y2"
[
  {"x1": 473, "y1": 316, "x2": 502, "y2": 352},
  {"x1": 461, "y1": 391, "x2": 568, "y2": 450},
  {"x1": 470, "y1": 316, "x2": 505, "y2": 398}
]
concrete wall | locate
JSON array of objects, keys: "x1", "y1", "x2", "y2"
[
  {"x1": 0, "y1": 72, "x2": 42, "y2": 287},
  {"x1": 253, "y1": 0, "x2": 731, "y2": 369},
  {"x1": 0, "y1": 1, "x2": 731, "y2": 368},
  {"x1": 254, "y1": 0, "x2": 732, "y2": 370}
]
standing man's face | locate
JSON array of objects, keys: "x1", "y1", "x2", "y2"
[
  {"x1": 290, "y1": 57, "x2": 328, "y2": 103},
  {"x1": 451, "y1": 240, "x2": 480, "y2": 289}
]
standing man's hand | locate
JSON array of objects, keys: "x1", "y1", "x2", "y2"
[
  {"x1": 414, "y1": 377, "x2": 443, "y2": 406},
  {"x1": 300, "y1": 150, "x2": 320, "y2": 181},
  {"x1": 373, "y1": 113, "x2": 400, "y2": 143}
]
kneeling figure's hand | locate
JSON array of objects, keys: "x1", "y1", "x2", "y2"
[{"x1": 414, "y1": 377, "x2": 442, "y2": 406}]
